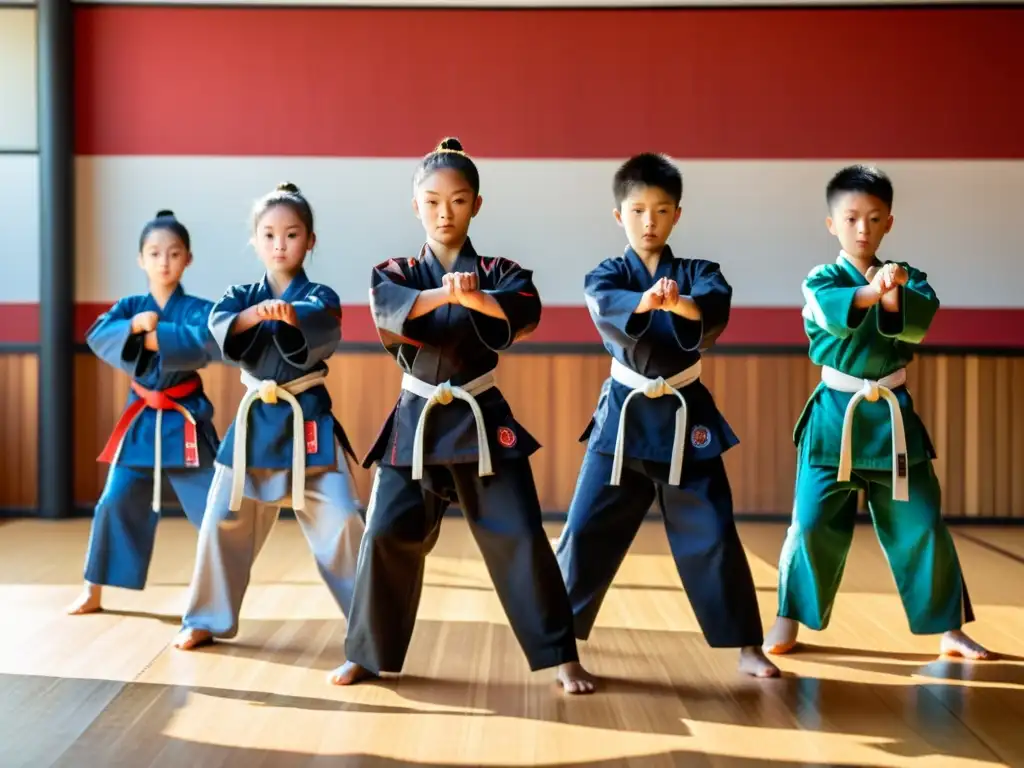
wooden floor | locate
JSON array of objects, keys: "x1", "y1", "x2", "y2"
[{"x1": 1, "y1": 518, "x2": 1022, "y2": 768}]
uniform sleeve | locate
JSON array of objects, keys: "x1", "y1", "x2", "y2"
[
  {"x1": 85, "y1": 298, "x2": 149, "y2": 376},
  {"x1": 209, "y1": 285, "x2": 266, "y2": 365},
  {"x1": 369, "y1": 259, "x2": 424, "y2": 350},
  {"x1": 877, "y1": 264, "x2": 939, "y2": 344},
  {"x1": 800, "y1": 264, "x2": 867, "y2": 339},
  {"x1": 469, "y1": 258, "x2": 542, "y2": 351},
  {"x1": 273, "y1": 285, "x2": 342, "y2": 368},
  {"x1": 673, "y1": 259, "x2": 732, "y2": 351},
  {"x1": 583, "y1": 259, "x2": 652, "y2": 354},
  {"x1": 155, "y1": 300, "x2": 221, "y2": 372}
]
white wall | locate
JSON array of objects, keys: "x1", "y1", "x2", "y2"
[
  {"x1": 0, "y1": 7, "x2": 40, "y2": 303},
  {"x1": 75, "y1": 157, "x2": 1024, "y2": 308}
]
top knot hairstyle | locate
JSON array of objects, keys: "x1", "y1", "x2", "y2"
[
  {"x1": 413, "y1": 137, "x2": 481, "y2": 196},
  {"x1": 826, "y1": 164, "x2": 894, "y2": 210},
  {"x1": 251, "y1": 181, "x2": 315, "y2": 234},
  {"x1": 613, "y1": 153, "x2": 683, "y2": 208},
  {"x1": 138, "y1": 209, "x2": 191, "y2": 251}
]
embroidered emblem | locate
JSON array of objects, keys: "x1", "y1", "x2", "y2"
[
  {"x1": 690, "y1": 425, "x2": 711, "y2": 449},
  {"x1": 497, "y1": 426, "x2": 517, "y2": 448}
]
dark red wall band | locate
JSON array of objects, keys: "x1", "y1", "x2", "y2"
[
  {"x1": 74, "y1": 6, "x2": 1024, "y2": 159},
  {"x1": 0, "y1": 303, "x2": 1020, "y2": 349}
]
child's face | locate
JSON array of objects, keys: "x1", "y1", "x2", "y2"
[
  {"x1": 827, "y1": 191, "x2": 893, "y2": 261},
  {"x1": 413, "y1": 168, "x2": 482, "y2": 248},
  {"x1": 614, "y1": 184, "x2": 681, "y2": 255},
  {"x1": 137, "y1": 229, "x2": 191, "y2": 289},
  {"x1": 253, "y1": 204, "x2": 314, "y2": 274}
]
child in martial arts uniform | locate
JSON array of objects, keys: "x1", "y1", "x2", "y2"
[
  {"x1": 173, "y1": 183, "x2": 365, "y2": 650},
  {"x1": 553, "y1": 153, "x2": 779, "y2": 678},
  {"x1": 329, "y1": 138, "x2": 595, "y2": 694},
  {"x1": 763, "y1": 164, "x2": 995, "y2": 660},
  {"x1": 68, "y1": 210, "x2": 220, "y2": 614}
]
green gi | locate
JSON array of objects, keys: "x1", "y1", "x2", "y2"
[{"x1": 775, "y1": 253, "x2": 973, "y2": 635}]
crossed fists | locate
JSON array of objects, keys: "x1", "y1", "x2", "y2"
[
  {"x1": 637, "y1": 277, "x2": 682, "y2": 313},
  {"x1": 130, "y1": 311, "x2": 159, "y2": 334},
  {"x1": 256, "y1": 299, "x2": 298, "y2": 326},
  {"x1": 442, "y1": 271, "x2": 481, "y2": 305},
  {"x1": 868, "y1": 263, "x2": 909, "y2": 297}
]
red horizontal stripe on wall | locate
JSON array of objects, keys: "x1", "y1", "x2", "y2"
[
  {"x1": 0, "y1": 303, "x2": 1021, "y2": 349},
  {"x1": 74, "y1": 6, "x2": 1024, "y2": 159}
]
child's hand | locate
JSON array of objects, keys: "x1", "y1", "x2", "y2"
[
  {"x1": 257, "y1": 299, "x2": 298, "y2": 326},
  {"x1": 636, "y1": 282, "x2": 665, "y2": 313},
  {"x1": 873, "y1": 263, "x2": 907, "y2": 294},
  {"x1": 661, "y1": 278, "x2": 681, "y2": 309},
  {"x1": 868, "y1": 267, "x2": 891, "y2": 299},
  {"x1": 889, "y1": 264, "x2": 909, "y2": 288},
  {"x1": 131, "y1": 311, "x2": 159, "y2": 334},
  {"x1": 447, "y1": 272, "x2": 480, "y2": 306}
]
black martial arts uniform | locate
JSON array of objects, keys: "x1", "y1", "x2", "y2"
[
  {"x1": 344, "y1": 240, "x2": 579, "y2": 674},
  {"x1": 555, "y1": 246, "x2": 765, "y2": 648}
]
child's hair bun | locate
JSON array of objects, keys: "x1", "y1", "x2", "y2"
[
  {"x1": 436, "y1": 137, "x2": 464, "y2": 153},
  {"x1": 277, "y1": 182, "x2": 300, "y2": 193},
  {"x1": 155, "y1": 209, "x2": 175, "y2": 218}
]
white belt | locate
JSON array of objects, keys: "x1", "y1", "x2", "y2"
[
  {"x1": 609, "y1": 358, "x2": 701, "y2": 487},
  {"x1": 821, "y1": 365, "x2": 909, "y2": 502},
  {"x1": 231, "y1": 369, "x2": 327, "y2": 512},
  {"x1": 401, "y1": 370, "x2": 497, "y2": 480}
]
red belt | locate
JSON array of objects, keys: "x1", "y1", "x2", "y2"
[{"x1": 98, "y1": 377, "x2": 202, "y2": 468}]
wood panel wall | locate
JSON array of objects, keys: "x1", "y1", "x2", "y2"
[{"x1": 2, "y1": 351, "x2": 1023, "y2": 518}]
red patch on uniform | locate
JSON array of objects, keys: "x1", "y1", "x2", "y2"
[
  {"x1": 690, "y1": 425, "x2": 711, "y2": 449},
  {"x1": 183, "y1": 422, "x2": 200, "y2": 467},
  {"x1": 305, "y1": 421, "x2": 319, "y2": 454},
  {"x1": 497, "y1": 426, "x2": 517, "y2": 448}
]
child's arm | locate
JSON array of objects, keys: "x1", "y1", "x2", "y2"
[
  {"x1": 208, "y1": 286, "x2": 267, "y2": 366},
  {"x1": 85, "y1": 298, "x2": 155, "y2": 377},
  {"x1": 272, "y1": 285, "x2": 342, "y2": 369},
  {"x1": 465, "y1": 259, "x2": 541, "y2": 351},
  {"x1": 149, "y1": 300, "x2": 222, "y2": 372},
  {"x1": 664, "y1": 259, "x2": 732, "y2": 351},
  {"x1": 801, "y1": 265, "x2": 878, "y2": 339},
  {"x1": 369, "y1": 259, "x2": 433, "y2": 352},
  {"x1": 583, "y1": 258, "x2": 656, "y2": 354},
  {"x1": 877, "y1": 263, "x2": 939, "y2": 344}
]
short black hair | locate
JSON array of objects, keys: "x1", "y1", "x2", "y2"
[
  {"x1": 826, "y1": 164, "x2": 894, "y2": 210},
  {"x1": 139, "y1": 210, "x2": 190, "y2": 251},
  {"x1": 413, "y1": 137, "x2": 481, "y2": 196},
  {"x1": 613, "y1": 153, "x2": 682, "y2": 208}
]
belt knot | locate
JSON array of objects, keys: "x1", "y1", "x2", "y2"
[
  {"x1": 859, "y1": 380, "x2": 881, "y2": 403},
  {"x1": 258, "y1": 380, "x2": 279, "y2": 404},
  {"x1": 431, "y1": 382, "x2": 455, "y2": 406},
  {"x1": 643, "y1": 377, "x2": 673, "y2": 398}
]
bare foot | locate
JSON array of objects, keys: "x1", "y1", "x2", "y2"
[
  {"x1": 327, "y1": 661, "x2": 378, "y2": 686},
  {"x1": 940, "y1": 630, "x2": 998, "y2": 661},
  {"x1": 557, "y1": 661, "x2": 596, "y2": 695},
  {"x1": 66, "y1": 583, "x2": 103, "y2": 615},
  {"x1": 739, "y1": 645, "x2": 781, "y2": 678},
  {"x1": 173, "y1": 628, "x2": 214, "y2": 650},
  {"x1": 763, "y1": 617, "x2": 800, "y2": 655}
]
